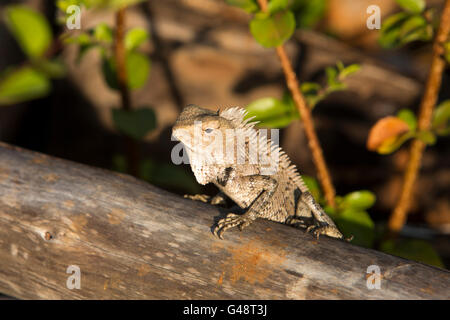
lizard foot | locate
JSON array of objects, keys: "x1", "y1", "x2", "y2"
[
  {"x1": 184, "y1": 194, "x2": 210, "y2": 203},
  {"x1": 214, "y1": 213, "x2": 252, "y2": 239},
  {"x1": 306, "y1": 225, "x2": 344, "y2": 240}
]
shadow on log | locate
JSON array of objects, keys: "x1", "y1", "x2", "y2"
[{"x1": 0, "y1": 142, "x2": 448, "y2": 299}]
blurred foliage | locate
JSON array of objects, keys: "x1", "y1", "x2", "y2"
[
  {"x1": 379, "y1": 0, "x2": 433, "y2": 48},
  {"x1": 56, "y1": 0, "x2": 145, "y2": 10},
  {"x1": 112, "y1": 155, "x2": 201, "y2": 194},
  {"x1": 380, "y1": 238, "x2": 444, "y2": 268},
  {"x1": 245, "y1": 62, "x2": 360, "y2": 128},
  {"x1": 0, "y1": 66, "x2": 51, "y2": 105},
  {"x1": 227, "y1": 0, "x2": 326, "y2": 48},
  {"x1": 305, "y1": 175, "x2": 443, "y2": 267},
  {"x1": 305, "y1": 175, "x2": 376, "y2": 247},
  {"x1": 0, "y1": 5, "x2": 65, "y2": 106},
  {"x1": 367, "y1": 104, "x2": 449, "y2": 154},
  {"x1": 112, "y1": 108, "x2": 156, "y2": 140}
]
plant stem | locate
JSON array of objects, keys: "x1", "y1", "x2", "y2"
[
  {"x1": 115, "y1": 7, "x2": 139, "y2": 177},
  {"x1": 388, "y1": 0, "x2": 450, "y2": 233},
  {"x1": 257, "y1": 0, "x2": 336, "y2": 207}
]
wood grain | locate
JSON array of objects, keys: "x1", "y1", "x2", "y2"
[{"x1": 0, "y1": 142, "x2": 448, "y2": 299}]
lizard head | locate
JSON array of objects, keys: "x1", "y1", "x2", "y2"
[{"x1": 172, "y1": 104, "x2": 234, "y2": 155}]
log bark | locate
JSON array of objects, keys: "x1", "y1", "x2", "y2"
[{"x1": 0, "y1": 142, "x2": 448, "y2": 299}]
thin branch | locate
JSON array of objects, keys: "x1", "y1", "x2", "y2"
[
  {"x1": 388, "y1": 0, "x2": 450, "y2": 233},
  {"x1": 114, "y1": 7, "x2": 139, "y2": 177},
  {"x1": 257, "y1": 0, "x2": 336, "y2": 207}
]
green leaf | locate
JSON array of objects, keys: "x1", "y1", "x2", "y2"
[
  {"x1": 398, "y1": 15, "x2": 432, "y2": 45},
  {"x1": 4, "y1": 5, "x2": 53, "y2": 58},
  {"x1": 245, "y1": 97, "x2": 298, "y2": 128},
  {"x1": 395, "y1": 0, "x2": 425, "y2": 13},
  {"x1": 380, "y1": 239, "x2": 444, "y2": 268},
  {"x1": 325, "y1": 66, "x2": 338, "y2": 86},
  {"x1": 377, "y1": 131, "x2": 415, "y2": 154},
  {"x1": 112, "y1": 107, "x2": 156, "y2": 140},
  {"x1": 290, "y1": 0, "x2": 326, "y2": 29},
  {"x1": 397, "y1": 109, "x2": 417, "y2": 131},
  {"x1": 250, "y1": 10, "x2": 296, "y2": 48},
  {"x1": 415, "y1": 130, "x2": 436, "y2": 145},
  {"x1": 300, "y1": 82, "x2": 321, "y2": 108},
  {"x1": 339, "y1": 64, "x2": 361, "y2": 79},
  {"x1": 87, "y1": 0, "x2": 145, "y2": 9},
  {"x1": 94, "y1": 23, "x2": 113, "y2": 43},
  {"x1": 125, "y1": 28, "x2": 148, "y2": 51},
  {"x1": 302, "y1": 175, "x2": 322, "y2": 201},
  {"x1": 102, "y1": 52, "x2": 151, "y2": 90},
  {"x1": 444, "y1": 42, "x2": 450, "y2": 64},
  {"x1": 268, "y1": 0, "x2": 289, "y2": 14},
  {"x1": 341, "y1": 191, "x2": 376, "y2": 211},
  {"x1": 0, "y1": 66, "x2": 51, "y2": 106},
  {"x1": 379, "y1": 12, "x2": 410, "y2": 48},
  {"x1": 56, "y1": 0, "x2": 81, "y2": 12},
  {"x1": 126, "y1": 52, "x2": 151, "y2": 89},
  {"x1": 336, "y1": 209, "x2": 375, "y2": 248},
  {"x1": 33, "y1": 58, "x2": 67, "y2": 79},
  {"x1": 225, "y1": 0, "x2": 259, "y2": 13},
  {"x1": 432, "y1": 100, "x2": 450, "y2": 135}
]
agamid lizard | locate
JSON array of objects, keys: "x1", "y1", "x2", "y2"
[{"x1": 172, "y1": 104, "x2": 347, "y2": 240}]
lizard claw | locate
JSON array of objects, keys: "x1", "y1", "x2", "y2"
[{"x1": 214, "y1": 213, "x2": 251, "y2": 239}]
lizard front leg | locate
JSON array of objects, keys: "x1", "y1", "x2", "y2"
[{"x1": 214, "y1": 175, "x2": 278, "y2": 239}]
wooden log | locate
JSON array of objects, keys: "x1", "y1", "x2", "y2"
[{"x1": 0, "y1": 142, "x2": 448, "y2": 299}]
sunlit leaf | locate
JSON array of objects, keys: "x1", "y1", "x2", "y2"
[
  {"x1": 268, "y1": 0, "x2": 289, "y2": 14},
  {"x1": 102, "y1": 52, "x2": 150, "y2": 90},
  {"x1": 415, "y1": 130, "x2": 436, "y2": 145},
  {"x1": 4, "y1": 5, "x2": 53, "y2": 58},
  {"x1": 94, "y1": 23, "x2": 113, "y2": 43},
  {"x1": 379, "y1": 12, "x2": 410, "y2": 48},
  {"x1": 0, "y1": 66, "x2": 51, "y2": 106},
  {"x1": 34, "y1": 58, "x2": 67, "y2": 78},
  {"x1": 432, "y1": 100, "x2": 450, "y2": 135},
  {"x1": 339, "y1": 64, "x2": 361, "y2": 79},
  {"x1": 225, "y1": 0, "x2": 259, "y2": 13},
  {"x1": 245, "y1": 97, "x2": 298, "y2": 128},
  {"x1": 341, "y1": 191, "x2": 376, "y2": 211},
  {"x1": 250, "y1": 10, "x2": 296, "y2": 48},
  {"x1": 395, "y1": 0, "x2": 425, "y2": 13},
  {"x1": 125, "y1": 28, "x2": 148, "y2": 51},
  {"x1": 398, "y1": 15, "x2": 432, "y2": 44},
  {"x1": 397, "y1": 109, "x2": 417, "y2": 131},
  {"x1": 367, "y1": 116, "x2": 411, "y2": 153}
]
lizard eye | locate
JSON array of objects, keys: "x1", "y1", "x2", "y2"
[{"x1": 205, "y1": 128, "x2": 213, "y2": 133}]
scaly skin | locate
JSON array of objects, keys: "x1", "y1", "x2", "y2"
[{"x1": 172, "y1": 105, "x2": 346, "y2": 240}]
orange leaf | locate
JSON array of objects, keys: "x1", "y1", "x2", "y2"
[{"x1": 367, "y1": 116, "x2": 410, "y2": 152}]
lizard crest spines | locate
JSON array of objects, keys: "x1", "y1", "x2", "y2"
[{"x1": 220, "y1": 106, "x2": 308, "y2": 193}]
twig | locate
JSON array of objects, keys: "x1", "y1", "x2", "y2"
[
  {"x1": 388, "y1": 0, "x2": 450, "y2": 233},
  {"x1": 114, "y1": 7, "x2": 139, "y2": 177},
  {"x1": 257, "y1": 0, "x2": 336, "y2": 207}
]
